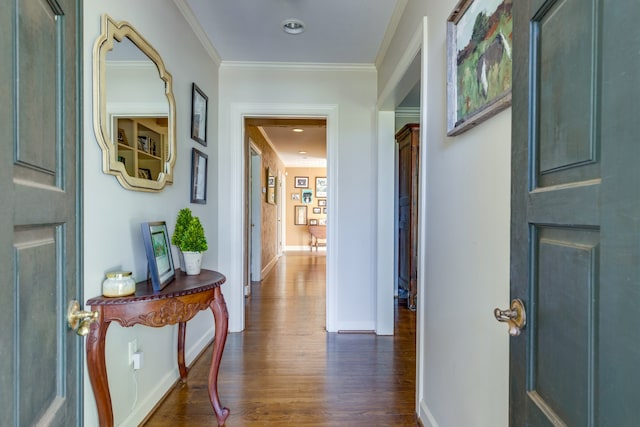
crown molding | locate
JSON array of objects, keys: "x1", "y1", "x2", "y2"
[
  {"x1": 173, "y1": 0, "x2": 222, "y2": 66},
  {"x1": 220, "y1": 61, "x2": 376, "y2": 73}
]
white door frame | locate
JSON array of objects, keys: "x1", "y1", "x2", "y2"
[
  {"x1": 220, "y1": 103, "x2": 339, "y2": 332},
  {"x1": 249, "y1": 142, "x2": 262, "y2": 291}
]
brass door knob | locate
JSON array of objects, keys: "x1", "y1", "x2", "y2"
[
  {"x1": 67, "y1": 300, "x2": 99, "y2": 336},
  {"x1": 494, "y1": 298, "x2": 526, "y2": 336}
]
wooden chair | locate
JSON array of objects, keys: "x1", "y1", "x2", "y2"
[{"x1": 308, "y1": 225, "x2": 327, "y2": 251}]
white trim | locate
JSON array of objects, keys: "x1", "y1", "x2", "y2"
[
  {"x1": 375, "y1": 111, "x2": 396, "y2": 335},
  {"x1": 260, "y1": 254, "x2": 278, "y2": 279},
  {"x1": 285, "y1": 245, "x2": 327, "y2": 252},
  {"x1": 220, "y1": 61, "x2": 376, "y2": 73},
  {"x1": 375, "y1": 0, "x2": 409, "y2": 68},
  {"x1": 377, "y1": 23, "x2": 424, "y2": 110},
  {"x1": 173, "y1": 0, "x2": 222, "y2": 66},
  {"x1": 221, "y1": 103, "x2": 339, "y2": 332},
  {"x1": 416, "y1": 16, "x2": 429, "y2": 425},
  {"x1": 419, "y1": 398, "x2": 441, "y2": 427}
]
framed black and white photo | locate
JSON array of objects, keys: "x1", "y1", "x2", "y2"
[
  {"x1": 318, "y1": 199, "x2": 327, "y2": 207},
  {"x1": 294, "y1": 176, "x2": 309, "y2": 188},
  {"x1": 312, "y1": 207, "x2": 321, "y2": 214},
  {"x1": 191, "y1": 148, "x2": 208, "y2": 204},
  {"x1": 191, "y1": 83, "x2": 208, "y2": 146},
  {"x1": 140, "y1": 221, "x2": 175, "y2": 291}
]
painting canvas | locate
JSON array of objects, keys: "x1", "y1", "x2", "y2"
[{"x1": 447, "y1": 0, "x2": 512, "y2": 136}]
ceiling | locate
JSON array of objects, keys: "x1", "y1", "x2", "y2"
[{"x1": 183, "y1": 0, "x2": 408, "y2": 167}]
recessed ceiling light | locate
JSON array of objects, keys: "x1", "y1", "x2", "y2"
[
  {"x1": 282, "y1": 19, "x2": 305, "y2": 35},
  {"x1": 298, "y1": 151, "x2": 307, "y2": 154},
  {"x1": 292, "y1": 128, "x2": 304, "y2": 133}
]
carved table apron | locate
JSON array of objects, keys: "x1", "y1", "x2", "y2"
[{"x1": 86, "y1": 269, "x2": 230, "y2": 426}]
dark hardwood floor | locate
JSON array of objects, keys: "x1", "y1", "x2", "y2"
[{"x1": 143, "y1": 251, "x2": 417, "y2": 426}]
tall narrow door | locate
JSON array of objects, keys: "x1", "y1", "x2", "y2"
[
  {"x1": 0, "y1": 0, "x2": 82, "y2": 425},
  {"x1": 396, "y1": 124, "x2": 419, "y2": 311},
  {"x1": 508, "y1": 0, "x2": 640, "y2": 424}
]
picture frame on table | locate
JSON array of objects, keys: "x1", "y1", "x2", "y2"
[
  {"x1": 191, "y1": 83, "x2": 208, "y2": 146},
  {"x1": 140, "y1": 221, "x2": 175, "y2": 291},
  {"x1": 446, "y1": 0, "x2": 512, "y2": 136},
  {"x1": 191, "y1": 148, "x2": 208, "y2": 204}
]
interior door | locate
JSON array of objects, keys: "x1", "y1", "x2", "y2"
[
  {"x1": 0, "y1": 0, "x2": 81, "y2": 425},
  {"x1": 396, "y1": 124, "x2": 419, "y2": 310},
  {"x1": 509, "y1": 0, "x2": 640, "y2": 424}
]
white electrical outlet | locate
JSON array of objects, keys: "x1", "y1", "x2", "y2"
[
  {"x1": 132, "y1": 351, "x2": 144, "y2": 370},
  {"x1": 128, "y1": 339, "x2": 137, "y2": 365}
]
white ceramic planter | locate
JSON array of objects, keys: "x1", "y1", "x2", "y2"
[{"x1": 182, "y1": 251, "x2": 203, "y2": 275}]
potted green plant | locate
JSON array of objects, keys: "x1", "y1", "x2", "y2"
[{"x1": 172, "y1": 208, "x2": 208, "y2": 275}]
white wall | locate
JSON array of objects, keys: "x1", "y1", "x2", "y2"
[
  {"x1": 83, "y1": 1, "x2": 220, "y2": 425},
  {"x1": 378, "y1": 1, "x2": 511, "y2": 426},
  {"x1": 217, "y1": 64, "x2": 379, "y2": 332}
]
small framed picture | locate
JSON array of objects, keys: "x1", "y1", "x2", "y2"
[
  {"x1": 319, "y1": 218, "x2": 327, "y2": 226},
  {"x1": 309, "y1": 219, "x2": 319, "y2": 225},
  {"x1": 191, "y1": 148, "x2": 208, "y2": 204},
  {"x1": 140, "y1": 221, "x2": 175, "y2": 291},
  {"x1": 294, "y1": 176, "x2": 309, "y2": 188},
  {"x1": 312, "y1": 207, "x2": 321, "y2": 214},
  {"x1": 315, "y1": 177, "x2": 327, "y2": 198},
  {"x1": 291, "y1": 193, "x2": 300, "y2": 201},
  {"x1": 318, "y1": 199, "x2": 327, "y2": 207},
  {"x1": 117, "y1": 128, "x2": 128, "y2": 145},
  {"x1": 191, "y1": 83, "x2": 208, "y2": 146},
  {"x1": 137, "y1": 168, "x2": 152, "y2": 180},
  {"x1": 137, "y1": 135, "x2": 149, "y2": 153},
  {"x1": 323, "y1": 207, "x2": 327, "y2": 214},
  {"x1": 294, "y1": 205, "x2": 307, "y2": 225},
  {"x1": 302, "y1": 189, "x2": 313, "y2": 204}
]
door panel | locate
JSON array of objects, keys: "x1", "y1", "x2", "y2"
[
  {"x1": 512, "y1": 0, "x2": 640, "y2": 425},
  {"x1": 0, "y1": 0, "x2": 81, "y2": 425}
]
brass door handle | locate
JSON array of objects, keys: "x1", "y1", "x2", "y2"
[
  {"x1": 494, "y1": 298, "x2": 526, "y2": 336},
  {"x1": 67, "y1": 300, "x2": 99, "y2": 336}
]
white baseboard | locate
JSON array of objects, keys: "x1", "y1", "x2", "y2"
[
  {"x1": 419, "y1": 399, "x2": 440, "y2": 427},
  {"x1": 261, "y1": 254, "x2": 279, "y2": 279},
  {"x1": 285, "y1": 245, "x2": 326, "y2": 252}
]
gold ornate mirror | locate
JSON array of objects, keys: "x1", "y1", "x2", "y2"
[{"x1": 93, "y1": 15, "x2": 176, "y2": 192}]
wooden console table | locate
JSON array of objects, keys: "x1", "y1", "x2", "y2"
[{"x1": 86, "y1": 269, "x2": 230, "y2": 426}]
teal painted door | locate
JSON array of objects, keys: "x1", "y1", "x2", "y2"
[
  {"x1": 0, "y1": 0, "x2": 81, "y2": 425},
  {"x1": 511, "y1": 0, "x2": 640, "y2": 424}
]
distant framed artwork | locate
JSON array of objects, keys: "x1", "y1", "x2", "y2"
[
  {"x1": 140, "y1": 221, "x2": 175, "y2": 291},
  {"x1": 291, "y1": 193, "x2": 300, "y2": 201},
  {"x1": 190, "y1": 148, "x2": 208, "y2": 204},
  {"x1": 294, "y1": 205, "x2": 307, "y2": 225},
  {"x1": 446, "y1": 0, "x2": 512, "y2": 136},
  {"x1": 301, "y1": 189, "x2": 313, "y2": 204},
  {"x1": 191, "y1": 83, "x2": 208, "y2": 146},
  {"x1": 294, "y1": 176, "x2": 309, "y2": 188},
  {"x1": 318, "y1": 199, "x2": 327, "y2": 207},
  {"x1": 315, "y1": 177, "x2": 327, "y2": 197},
  {"x1": 312, "y1": 207, "x2": 321, "y2": 214},
  {"x1": 309, "y1": 219, "x2": 319, "y2": 225}
]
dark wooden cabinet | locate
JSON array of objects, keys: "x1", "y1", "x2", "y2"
[{"x1": 396, "y1": 124, "x2": 419, "y2": 311}]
